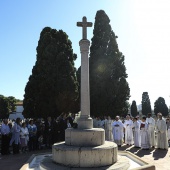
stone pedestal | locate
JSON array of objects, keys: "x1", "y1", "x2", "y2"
[
  {"x1": 52, "y1": 141, "x2": 118, "y2": 168},
  {"x1": 65, "y1": 128, "x2": 105, "y2": 146}
]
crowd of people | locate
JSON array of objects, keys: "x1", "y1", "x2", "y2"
[
  {"x1": 0, "y1": 112, "x2": 170, "y2": 155},
  {"x1": 93, "y1": 113, "x2": 170, "y2": 150},
  {"x1": 0, "y1": 113, "x2": 76, "y2": 155}
]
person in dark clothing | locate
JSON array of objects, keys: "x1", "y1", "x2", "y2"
[
  {"x1": 1, "y1": 119, "x2": 11, "y2": 155},
  {"x1": 58, "y1": 113, "x2": 67, "y2": 141},
  {"x1": 44, "y1": 117, "x2": 54, "y2": 148}
]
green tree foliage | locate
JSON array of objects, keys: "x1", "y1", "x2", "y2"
[
  {"x1": 131, "y1": 100, "x2": 138, "y2": 117},
  {"x1": 141, "y1": 92, "x2": 151, "y2": 115},
  {"x1": 88, "y1": 10, "x2": 130, "y2": 117},
  {"x1": 154, "y1": 97, "x2": 168, "y2": 116},
  {"x1": 23, "y1": 27, "x2": 79, "y2": 118},
  {"x1": 0, "y1": 95, "x2": 17, "y2": 118}
]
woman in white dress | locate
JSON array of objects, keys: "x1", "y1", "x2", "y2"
[{"x1": 20, "y1": 122, "x2": 29, "y2": 152}]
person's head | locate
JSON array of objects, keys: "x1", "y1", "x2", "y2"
[
  {"x1": 142, "y1": 116, "x2": 146, "y2": 122},
  {"x1": 158, "y1": 113, "x2": 162, "y2": 120},
  {"x1": 115, "y1": 116, "x2": 119, "y2": 121},
  {"x1": 22, "y1": 122, "x2": 26, "y2": 128},
  {"x1": 166, "y1": 118, "x2": 169, "y2": 123},
  {"x1": 134, "y1": 117, "x2": 137, "y2": 122},
  {"x1": 148, "y1": 113, "x2": 152, "y2": 118},
  {"x1": 3, "y1": 119, "x2": 8, "y2": 124},
  {"x1": 47, "y1": 117, "x2": 51, "y2": 122},
  {"x1": 16, "y1": 118, "x2": 21, "y2": 124},
  {"x1": 29, "y1": 119, "x2": 33, "y2": 125},
  {"x1": 126, "y1": 115, "x2": 130, "y2": 120}
]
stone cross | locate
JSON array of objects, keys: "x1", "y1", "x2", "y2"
[{"x1": 77, "y1": 16, "x2": 92, "y2": 39}]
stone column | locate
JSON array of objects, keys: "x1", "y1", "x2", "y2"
[{"x1": 77, "y1": 39, "x2": 93, "y2": 129}]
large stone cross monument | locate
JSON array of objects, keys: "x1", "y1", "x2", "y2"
[{"x1": 52, "y1": 16, "x2": 121, "y2": 169}]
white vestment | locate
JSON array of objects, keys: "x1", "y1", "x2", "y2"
[
  {"x1": 133, "y1": 120, "x2": 141, "y2": 147},
  {"x1": 112, "y1": 120, "x2": 124, "y2": 145},
  {"x1": 156, "y1": 119, "x2": 168, "y2": 150},
  {"x1": 140, "y1": 122, "x2": 149, "y2": 149},
  {"x1": 146, "y1": 117, "x2": 155, "y2": 147},
  {"x1": 106, "y1": 119, "x2": 113, "y2": 141},
  {"x1": 124, "y1": 119, "x2": 134, "y2": 145}
]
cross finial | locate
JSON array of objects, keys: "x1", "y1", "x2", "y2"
[{"x1": 77, "y1": 16, "x2": 92, "y2": 40}]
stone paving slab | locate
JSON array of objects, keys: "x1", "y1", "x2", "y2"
[{"x1": 0, "y1": 146, "x2": 169, "y2": 170}]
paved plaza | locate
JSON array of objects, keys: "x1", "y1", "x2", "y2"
[{"x1": 0, "y1": 145, "x2": 169, "y2": 170}]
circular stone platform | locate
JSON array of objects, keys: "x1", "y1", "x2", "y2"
[
  {"x1": 65, "y1": 128, "x2": 105, "y2": 146},
  {"x1": 52, "y1": 141, "x2": 118, "y2": 168},
  {"x1": 40, "y1": 155, "x2": 130, "y2": 170}
]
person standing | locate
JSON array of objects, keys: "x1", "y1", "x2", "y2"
[
  {"x1": 124, "y1": 115, "x2": 134, "y2": 145},
  {"x1": 1, "y1": 119, "x2": 11, "y2": 155},
  {"x1": 106, "y1": 116, "x2": 113, "y2": 141},
  {"x1": 156, "y1": 113, "x2": 168, "y2": 150},
  {"x1": 28, "y1": 119, "x2": 37, "y2": 151},
  {"x1": 140, "y1": 116, "x2": 149, "y2": 150},
  {"x1": 133, "y1": 117, "x2": 141, "y2": 148},
  {"x1": 146, "y1": 113, "x2": 155, "y2": 148},
  {"x1": 44, "y1": 117, "x2": 54, "y2": 148},
  {"x1": 112, "y1": 116, "x2": 124, "y2": 146},
  {"x1": 20, "y1": 122, "x2": 29, "y2": 153},
  {"x1": 10, "y1": 118, "x2": 21, "y2": 154}
]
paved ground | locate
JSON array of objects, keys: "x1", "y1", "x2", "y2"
[{"x1": 0, "y1": 145, "x2": 170, "y2": 170}]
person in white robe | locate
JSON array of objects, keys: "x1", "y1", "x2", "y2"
[
  {"x1": 20, "y1": 122, "x2": 29, "y2": 152},
  {"x1": 124, "y1": 115, "x2": 134, "y2": 145},
  {"x1": 112, "y1": 116, "x2": 124, "y2": 146},
  {"x1": 166, "y1": 118, "x2": 170, "y2": 141},
  {"x1": 140, "y1": 116, "x2": 149, "y2": 150},
  {"x1": 146, "y1": 113, "x2": 155, "y2": 148},
  {"x1": 156, "y1": 113, "x2": 168, "y2": 150},
  {"x1": 105, "y1": 116, "x2": 113, "y2": 141},
  {"x1": 133, "y1": 117, "x2": 141, "y2": 147}
]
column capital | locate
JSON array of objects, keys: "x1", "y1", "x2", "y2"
[{"x1": 79, "y1": 39, "x2": 90, "y2": 52}]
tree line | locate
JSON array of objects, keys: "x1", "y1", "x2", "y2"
[
  {"x1": 131, "y1": 92, "x2": 169, "y2": 117},
  {"x1": 0, "y1": 95, "x2": 20, "y2": 118}
]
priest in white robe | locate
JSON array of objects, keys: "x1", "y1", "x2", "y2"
[
  {"x1": 124, "y1": 115, "x2": 134, "y2": 145},
  {"x1": 156, "y1": 113, "x2": 168, "y2": 150},
  {"x1": 146, "y1": 113, "x2": 155, "y2": 148},
  {"x1": 112, "y1": 116, "x2": 124, "y2": 146},
  {"x1": 140, "y1": 116, "x2": 149, "y2": 150},
  {"x1": 133, "y1": 117, "x2": 141, "y2": 147},
  {"x1": 106, "y1": 116, "x2": 113, "y2": 141}
]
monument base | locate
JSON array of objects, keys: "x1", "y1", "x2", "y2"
[
  {"x1": 41, "y1": 155, "x2": 130, "y2": 170},
  {"x1": 52, "y1": 141, "x2": 117, "y2": 168},
  {"x1": 65, "y1": 128, "x2": 105, "y2": 146}
]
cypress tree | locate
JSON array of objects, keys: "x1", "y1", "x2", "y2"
[
  {"x1": 154, "y1": 97, "x2": 168, "y2": 116},
  {"x1": 89, "y1": 10, "x2": 130, "y2": 117},
  {"x1": 23, "y1": 27, "x2": 79, "y2": 118},
  {"x1": 141, "y1": 92, "x2": 151, "y2": 115},
  {"x1": 131, "y1": 100, "x2": 138, "y2": 117}
]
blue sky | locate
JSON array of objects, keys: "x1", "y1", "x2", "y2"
[{"x1": 0, "y1": 0, "x2": 170, "y2": 109}]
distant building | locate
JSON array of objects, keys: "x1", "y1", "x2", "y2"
[
  {"x1": 15, "y1": 102, "x2": 23, "y2": 113},
  {"x1": 8, "y1": 101, "x2": 24, "y2": 120}
]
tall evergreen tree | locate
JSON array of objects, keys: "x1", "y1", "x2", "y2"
[
  {"x1": 23, "y1": 27, "x2": 79, "y2": 118},
  {"x1": 141, "y1": 92, "x2": 151, "y2": 115},
  {"x1": 131, "y1": 100, "x2": 138, "y2": 117},
  {"x1": 154, "y1": 97, "x2": 168, "y2": 116},
  {"x1": 88, "y1": 10, "x2": 130, "y2": 117}
]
